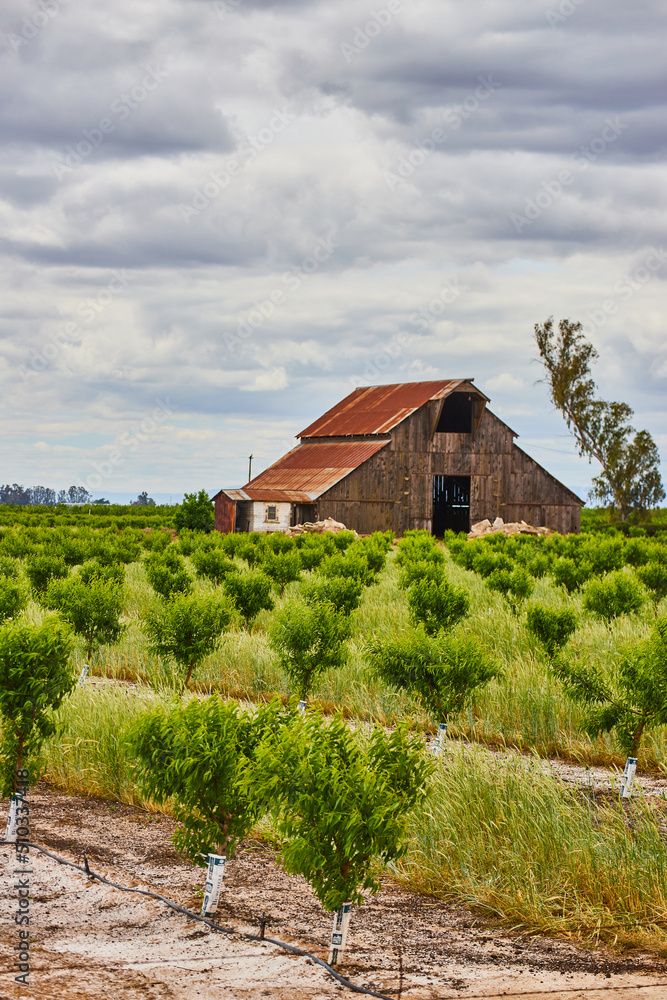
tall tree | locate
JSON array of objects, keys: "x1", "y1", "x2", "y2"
[{"x1": 534, "y1": 317, "x2": 664, "y2": 520}]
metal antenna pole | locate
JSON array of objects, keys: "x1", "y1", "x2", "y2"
[{"x1": 248, "y1": 454, "x2": 253, "y2": 482}]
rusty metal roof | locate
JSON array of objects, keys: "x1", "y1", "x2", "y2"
[
  {"x1": 297, "y1": 380, "x2": 485, "y2": 437},
  {"x1": 215, "y1": 488, "x2": 313, "y2": 503},
  {"x1": 239, "y1": 440, "x2": 389, "y2": 500}
]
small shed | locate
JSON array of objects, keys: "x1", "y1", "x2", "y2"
[{"x1": 214, "y1": 379, "x2": 583, "y2": 535}]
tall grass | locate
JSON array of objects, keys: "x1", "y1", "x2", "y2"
[{"x1": 394, "y1": 745, "x2": 667, "y2": 950}]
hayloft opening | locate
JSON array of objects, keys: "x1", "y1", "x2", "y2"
[
  {"x1": 432, "y1": 475, "x2": 470, "y2": 535},
  {"x1": 436, "y1": 392, "x2": 473, "y2": 433}
]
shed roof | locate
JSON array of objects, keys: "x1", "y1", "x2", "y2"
[
  {"x1": 238, "y1": 440, "x2": 389, "y2": 501},
  {"x1": 298, "y1": 379, "x2": 486, "y2": 437}
]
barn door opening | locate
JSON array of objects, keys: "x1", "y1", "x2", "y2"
[{"x1": 432, "y1": 475, "x2": 470, "y2": 536}]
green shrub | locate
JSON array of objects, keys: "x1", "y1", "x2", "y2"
[
  {"x1": 624, "y1": 538, "x2": 653, "y2": 567},
  {"x1": 223, "y1": 570, "x2": 274, "y2": 628},
  {"x1": 320, "y1": 552, "x2": 375, "y2": 587},
  {"x1": 407, "y1": 578, "x2": 469, "y2": 635},
  {"x1": 173, "y1": 490, "x2": 214, "y2": 533},
  {"x1": 236, "y1": 540, "x2": 260, "y2": 567},
  {"x1": 525, "y1": 604, "x2": 578, "y2": 660},
  {"x1": 472, "y1": 551, "x2": 514, "y2": 578},
  {"x1": 582, "y1": 571, "x2": 645, "y2": 621},
  {"x1": 0, "y1": 578, "x2": 27, "y2": 622},
  {"x1": 551, "y1": 557, "x2": 592, "y2": 594},
  {"x1": 261, "y1": 550, "x2": 302, "y2": 595},
  {"x1": 145, "y1": 550, "x2": 192, "y2": 599},
  {"x1": 253, "y1": 713, "x2": 433, "y2": 910},
  {"x1": 0, "y1": 616, "x2": 75, "y2": 795},
  {"x1": 581, "y1": 538, "x2": 625, "y2": 575},
  {"x1": 192, "y1": 548, "x2": 238, "y2": 586},
  {"x1": 298, "y1": 545, "x2": 326, "y2": 570},
  {"x1": 636, "y1": 562, "x2": 667, "y2": 610},
  {"x1": 486, "y1": 566, "x2": 534, "y2": 613},
  {"x1": 129, "y1": 696, "x2": 290, "y2": 860},
  {"x1": 268, "y1": 600, "x2": 351, "y2": 700},
  {"x1": 265, "y1": 532, "x2": 295, "y2": 554},
  {"x1": 396, "y1": 534, "x2": 445, "y2": 567},
  {"x1": 332, "y1": 530, "x2": 357, "y2": 552},
  {"x1": 551, "y1": 616, "x2": 667, "y2": 756},
  {"x1": 398, "y1": 559, "x2": 446, "y2": 590},
  {"x1": 142, "y1": 590, "x2": 234, "y2": 688},
  {"x1": 25, "y1": 552, "x2": 69, "y2": 594},
  {"x1": 365, "y1": 627, "x2": 501, "y2": 724},
  {"x1": 78, "y1": 560, "x2": 125, "y2": 586},
  {"x1": 44, "y1": 575, "x2": 126, "y2": 663},
  {"x1": 302, "y1": 576, "x2": 363, "y2": 617},
  {"x1": 0, "y1": 556, "x2": 19, "y2": 578}
]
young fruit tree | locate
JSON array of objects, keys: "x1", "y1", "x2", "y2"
[
  {"x1": 302, "y1": 576, "x2": 363, "y2": 617},
  {"x1": 222, "y1": 570, "x2": 274, "y2": 629},
  {"x1": 142, "y1": 591, "x2": 234, "y2": 690},
  {"x1": 252, "y1": 712, "x2": 433, "y2": 964},
  {"x1": 25, "y1": 553, "x2": 69, "y2": 595},
  {"x1": 582, "y1": 570, "x2": 645, "y2": 621},
  {"x1": 192, "y1": 548, "x2": 238, "y2": 586},
  {"x1": 525, "y1": 604, "x2": 577, "y2": 660},
  {"x1": 549, "y1": 615, "x2": 667, "y2": 764},
  {"x1": 635, "y1": 562, "x2": 667, "y2": 614},
  {"x1": 0, "y1": 578, "x2": 27, "y2": 623},
  {"x1": 43, "y1": 575, "x2": 126, "y2": 664},
  {"x1": 145, "y1": 550, "x2": 192, "y2": 600},
  {"x1": 0, "y1": 616, "x2": 75, "y2": 836},
  {"x1": 268, "y1": 599, "x2": 351, "y2": 703},
  {"x1": 261, "y1": 550, "x2": 302, "y2": 596},
  {"x1": 129, "y1": 696, "x2": 291, "y2": 916},
  {"x1": 173, "y1": 490, "x2": 215, "y2": 533},
  {"x1": 407, "y1": 577, "x2": 469, "y2": 635},
  {"x1": 486, "y1": 566, "x2": 534, "y2": 614},
  {"x1": 534, "y1": 317, "x2": 665, "y2": 520},
  {"x1": 365, "y1": 627, "x2": 501, "y2": 751}
]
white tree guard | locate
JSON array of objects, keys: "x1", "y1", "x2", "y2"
[
  {"x1": 201, "y1": 853, "x2": 226, "y2": 916},
  {"x1": 4, "y1": 794, "x2": 22, "y2": 843},
  {"x1": 328, "y1": 901, "x2": 352, "y2": 965},
  {"x1": 620, "y1": 756, "x2": 638, "y2": 799},
  {"x1": 78, "y1": 665, "x2": 89, "y2": 686},
  {"x1": 298, "y1": 699, "x2": 307, "y2": 715},
  {"x1": 432, "y1": 722, "x2": 447, "y2": 756}
]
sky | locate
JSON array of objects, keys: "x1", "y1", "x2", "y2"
[{"x1": 1, "y1": 0, "x2": 665, "y2": 504}]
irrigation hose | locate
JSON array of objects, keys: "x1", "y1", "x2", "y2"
[{"x1": 23, "y1": 842, "x2": 393, "y2": 1000}]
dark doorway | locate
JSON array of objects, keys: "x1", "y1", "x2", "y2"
[{"x1": 432, "y1": 475, "x2": 470, "y2": 535}]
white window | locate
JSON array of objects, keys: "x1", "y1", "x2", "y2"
[{"x1": 266, "y1": 505, "x2": 277, "y2": 521}]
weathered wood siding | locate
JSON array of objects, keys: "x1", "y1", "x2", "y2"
[
  {"x1": 214, "y1": 494, "x2": 236, "y2": 533},
  {"x1": 316, "y1": 404, "x2": 581, "y2": 535},
  {"x1": 249, "y1": 501, "x2": 292, "y2": 533}
]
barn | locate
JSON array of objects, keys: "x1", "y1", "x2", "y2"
[{"x1": 213, "y1": 379, "x2": 583, "y2": 536}]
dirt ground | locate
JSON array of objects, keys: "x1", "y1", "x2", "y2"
[{"x1": 2, "y1": 784, "x2": 667, "y2": 1000}]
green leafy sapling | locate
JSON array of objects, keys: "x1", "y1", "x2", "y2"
[
  {"x1": 525, "y1": 604, "x2": 577, "y2": 660},
  {"x1": 43, "y1": 575, "x2": 126, "y2": 663},
  {"x1": 398, "y1": 559, "x2": 446, "y2": 590},
  {"x1": 551, "y1": 557, "x2": 592, "y2": 594},
  {"x1": 636, "y1": 562, "x2": 667, "y2": 614},
  {"x1": 407, "y1": 578, "x2": 469, "y2": 635},
  {"x1": 173, "y1": 490, "x2": 215, "y2": 533},
  {"x1": 222, "y1": 570, "x2": 274, "y2": 629},
  {"x1": 320, "y1": 552, "x2": 375, "y2": 587},
  {"x1": 261, "y1": 549, "x2": 302, "y2": 596},
  {"x1": 145, "y1": 549, "x2": 192, "y2": 600},
  {"x1": 142, "y1": 591, "x2": 234, "y2": 689},
  {"x1": 252, "y1": 712, "x2": 433, "y2": 961},
  {"x1": 582, "y1": 570, "x2": 645, "y2": 621},
  {"x1": 129, "y1": 696, "x2": 292, "y2": 909},
  {"x1": 486, "y1": 566, "x2": 534, "y2": 614},
  {"x1": 268, "y1": 600, "x2": 351, "y2": 702},
  {"x1": 25, "y1": 552, "x2": 69, "y2": 595},
  {"x1": 365, "y1": 627, "x2": 501, "y2": 744},
  {"x1": 302, "y1": 576, "x2": 363, "y2": 617},
  {"x1": 192, "y1": 548, "x2": 238, "y2": 586},
  {"x1": 0, "y1": 616, "x2": 76, "y2": 798},
  {"x1": 0, "y1": 578, "x2": 27, "y2": 623},
  {"x1": 550, "y1": 615, "x2": 667, "y2": 760}
]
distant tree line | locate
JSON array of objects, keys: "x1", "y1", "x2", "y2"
[{"x1": 0, "y1": 485, "x2": 94, "y2": 506}]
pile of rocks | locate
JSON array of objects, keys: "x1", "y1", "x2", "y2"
[
  {"x1": 468, "y1": 516, "x2": 552, "y2": 539},
  {"x1": 287, "y1": 517, "x2": 358, "y2": 537}
]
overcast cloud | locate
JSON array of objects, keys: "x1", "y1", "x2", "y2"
[{"x1": 1, "y1": 0, "x2": 665, "y2": 501}]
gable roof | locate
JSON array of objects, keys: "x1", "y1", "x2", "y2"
[
  {"x1": 237, "y1": 440, "x2": 390, "y2": 501},
  {"x1": 298, "y1": 379, "x2": 487, "y2": 437}
]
